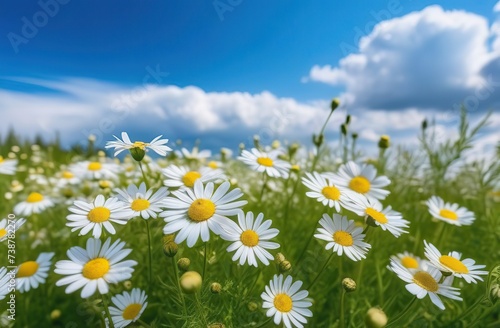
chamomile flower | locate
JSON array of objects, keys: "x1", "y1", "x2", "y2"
[
  {"x1": 66, "y1": 195, "x2": 134, "y2": 238},
  {"x1": 14, "y1": 192, "x2": 54, "y2": 216},
  {"x1": 424, "y1": 241, "x2": 487, "y2": 284},
  {"x1": 220, "y1": 212, "x2": 279, "y2": 267},
  {"x1": 314, "y1": 214, "x2": 371, "y2": 261},
  {"x1": 0, "y1": 156, "x2": 17, "y2": 175},
  {"x1": 343, "y1": 194, "x2": 409, "y2": 238},
  {"x1": 71, "y1": 160, "x2": 121, "y2": 180},
  {"x1": 301, "y1": 172, "x2": 352, "y2": 212},
  {"x1": 177, "y1": 146, "x2": 212, "y2": 161},
  {"x1": 55, "y1": 237, "x2": 137, "y2": 298},
  {"x1": 426, "y1": 196, "x2": 475, "y2": 226},
  {"x1": 16, "y1": 252, "x2": 55, "y2": 293},
  {"x1": 325, "y1": 161, "x2": 390, "y2": 200},
  {"x1": 261, "y1": 274, "x2": 313, "y2": 328},
  {"x1": 114, "y1": 183, "x2": 168, "y2": 220},
  {"x1": 389, "y1": 258, "x2": 462, "y2": 310},
  {"x1": 161, "y1": 180, "x2": 247, "y2": 247},
  {"x1": 108, "y1": 288, "x2": 148, "y2": 328},
  {"x1": 55, "y1": 170, "x2": 81, "y2": 187},
  {"x1": 238, "y1": 148, "x2": 291, "y2": 179},
  {"x1": 0, "y1": 267, "x2": 10, "y2": 300},
  {"x1": 389, "y1": 252, "x2": 426, "y2": 271},
  {"x1": 105, "y1": 132, "x2": 171, "y2": 157},
  {"x1": 0, "y1": 217, "x2": 26, "y2": 242},
  {"x1": 162, "y1": 165, "x2": 225, "y2": 189}
]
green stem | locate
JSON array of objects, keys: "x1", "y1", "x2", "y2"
[
  {"x1": 101, "y1": 294, "x2": 115, "y2": 328},
  {"x1": 202, "y1": 241, "x2": 208, "y2": 281},
  {"x1": 295, "y1": 218, "x2": 318, "y2": 266},
  {"x1": 172, "y1": 256, "x2": 187, "y2": 316},
  {"x1": 255, "y1": 317, "x2": 272, "y2": 328},
  {"x1": 306, "y1": 253, "x2": 334, "y2": 290},
  {"x1": 386, "y1": 297, "x2": 417, "y2": 328},
  {"x1": 375, "y1": 257, "x2": 384, "y2": 306},
  {"x1": 137, "y1": 319, "x2": 152, "y2": 328},
  {"x1": 258, "y1": 173, "x2": 268, "y2": 205},
  {"x1": 145, "y1": 220, "x2": 153, "y2": 289},
  {"x1": 138, "y1": 161, "x2": 150, "y2": 189},
  {"x1": 194, "y1": 292, "x2": 208, "y2": 327},
  {"x1": 340, "y1": 290, "x2": 346, "y2": 328},
  {"x1": 452, "y1": 296, "x2": 484, "y2": 325}
]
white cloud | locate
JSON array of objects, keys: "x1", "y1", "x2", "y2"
[{"x1": 307, "y1": 5, "x2": 500, "y2": 112}]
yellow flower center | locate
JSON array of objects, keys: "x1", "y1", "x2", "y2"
[
  {"x1": 88, "y1": 162, "x2": 102, "y2": 171},
  {"x1": 365, "y1": 208, "x2": 388, "y2": 224},
  {"x1": 87, "y1": 207, "x2": 111, "y2": 223},
  {"x1": 333, "y1": 231, "x2": 353, "y2": 246},
  {"x1": 26, "y1": 192, "x2": 44, "y2": 203},
  {"x1": 0, "y1": 229, "x2": 6, "y2": 238},
  {"x1": 439, "y1": 209, "x2": 458, "y2": 221},
  {"x1": 257, "y1": 157, "x2": 273, "y2": 167},
  {"x1": 412, "y1": 271, "x2": 438, "y2": 292},
  {"x1": 401, "y1": 256, "x2": 419, "y2": 269},
  {"x1": 208, "y1": 161, "x2": 218, "y2": 169},
  {"x1": 99, "y1": 180, "x2": 111, "y2": 188},
  {"x1": 182, "y1": 171, "x2": 202, "y2": 187},
  {"x1": 82, "y1": 258, "x2": 110, "y2": 279},
  {"x1": 274, "y1": 293, "x2": 293, "y2": 312},
  {"x1": 240, "y1": 230, "x2": 259, "y2": 247},
  {"x1": 322, "y1": 186, "x2": 341, "y2": 200},
  {"x1": 132, "y1": 141, "x2": 147, "y2": 150},
  {"x1": 349, "y1": 176, "x2": 371, "y2": 194},
  {"x1": 131, "y1": 199, "x2": 150, "y2": 211},
  {"x1": 62, "y1": 171, "x2": 74, "y2": 179},
  {"x1": 188, "y1": 199, "x2": 216, "y2": 222},
  {"x1": 122, "y1": 303, "x2": 142, "y2": 320},
  {"x1": 17, "y1": 261, "x2": 39, "y2": 278},
  {"x1": 439, "y1": 255, "x2": 469, "y2": 274},
  {"x1": 0, "y1": 156, "x2": 3, "y2": 163}
]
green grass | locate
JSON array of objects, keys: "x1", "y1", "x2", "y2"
[{"x1": 1, "y1": 109, "x2": 499, "y2": 328}]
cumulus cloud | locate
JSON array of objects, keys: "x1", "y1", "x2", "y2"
[{"x1": 307, "y1": 5, "x2": 500, "y2": 113}]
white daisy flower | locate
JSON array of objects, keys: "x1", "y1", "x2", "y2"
[
  {"x1": 114, "y1": 183, "x2": 168, "y2": 220},
  {"x1": 238, "y1": 148, "x2": 291, "y2": 179},
  {"x1": 389, "y1": 252, "x2": 427, "y2": 271},
  {"x1": 389, "y1": 258, "x2": 462, "y2": 310},
  {"x1": 314, "y1": 214, "x2": 371, "y2": 261},
  {"x1": 16, "y1": 252, "x2": 55, "y2": 293},
  {"x1": 206, "y1": 160, "x2": 224, "y2": 170},
  {"x1": 301, "y1": 172, "x2": 353, "y2": 212},
  {"x1": 0, "y1": 217, "x2": 26, "y2": 242},
  {"x1": 14, "y1": 192, "x2": 54, "y2": 216},
  {"x1": 161, "y1": 180, "x2": 247, "y2": 247},
  {"x1": 55, "y1": 170, "x2": 81, "y2": 188},
  {"x1": 0, "y1": 156, "x2": 17, "y2": 175},
  {"x1": 342, "y1": 194, "x2": 410, "y2": 238},
  {"x1": 261, "y1": 274, "x2": 313, "y2": 328},
  {"x1": 177, "y1": 146, "x2": 211, "y2": 161},
  {"x1": 162, "y1": 165, "x2": 225, "y2": 189},
  {"x1": 109, "y1": 288, "x2": 148, "y2": 328},
  {"x1": 55, "y1": 237, "x2": 137, "y2": 298},
  {"x1": 423, "y1": 241, "x2": 488, "y2": 284},
  {"x1": 66, "y1": 195, "x2": 134, "y2": 238},
  {"x1": 220, "y1": 212, "x2": 279, "y2": 267},
  {"x1": 105, "y1": 132, "x2": 171, "y2": 157},
  {"x1": 325, "y1": 161, "x2": 390, "y2": 200},
  {"x1": 426, "y1": 196, "x2": 475, "y2": 226},
  {"x1": 70, "y1": 160, "x2": 121, "y2": 180},
  {"x1": 0, "y1": 267, "x2": 11, "y2": 300}
]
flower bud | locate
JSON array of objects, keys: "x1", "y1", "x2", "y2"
[
  {"x1": 331, "y1": 98, "x2": 340, "y2": 111},
  {"x1": 378, "y1": 135, "x2": 390, "y2": 149},
  {"x1": 130, "y1": 147, "x2": 146, "y2": 161},
  {"x1": 342, "y1": 278, "x2": 357, "y2": 293},
  {"x1": 177, "y1": 258, "x2": 191, "y2": 271},
  {"x1": 341, "y1": 123, "x2": 348, "y2": 136},
  {"x1": 279, "y1": 260, "x2": 292, "y2": 273},
  {"x1": 275, "y1": 253, "x2": 286, "y2": 264},
  {"x1": 422, "y1": 119, "x2": 428, "y2": 131},
  {"x1": 123, "y1": 280, "x2": 132, "y2": 290},
  {"x1": 180, "y1": 271, "x2": 202, "y2": 294},
  {"x1": 163, "y1": 241, "x2": 178, "y2": 257},
  {"x1": 210, "y1": 282, "x2": 222, "y2": 294},
  {"x1": 365, "y1": 307, "x2": 388, "y2": 328},
  {"x1": 272, "y1": 140, "x2": 281, "y2": 149},
  {"x1": 247, "y1": 302, "x2": 258, "y2": 312},
  {"x1": 345, "y1": 114, "x2": 351, "y2": 125},
  {"x1": 208, "y1": 324, "x2": 225, "y2": 328},
  {"x1": 50, "y1": 309, "x2": 62, "y2": 321}
]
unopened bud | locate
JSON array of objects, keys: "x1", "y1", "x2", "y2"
[
  {"x1": 341, "y1": 124, "x2": 348, "y2": 136},
  {"x1": 180, "y1": 271, "x2": 202, "y2": 294},
  {"x1": 275, "y1": 253, "x2": 286, "y2": 264},
  {"x1": 272, "y1": 140, "x2": 281, "y2": 149},
  {"x1": 247, "y1": 302, "x2": 258, "y2": 312},
  {"x1": 378, "y1": 135, "x2": 390, "y2": 149},
  {"x1": 365, "y1": 307, "x2": 388, "y2": 328},
  {"x1": 177, "y1": 258, "x2": 190, "y2": 271},
  {"x1": 50, "y1": 309, "x2": 62, "y2": 321},
  {"x1": 331, "y1": 98, "x2": 340, "y2": 111},
  {"x1": 352, "y1": 132, "x2": 358, "y2": 139},
  {"x1": 163, "y1": 241, "x2": 178, "y2": 257},
  {"x1": 210, "y1": 282, "x2": 222, "y2": 294},
  {"x1": 279, "y1": 260, "x2": 292, "y2": 273},
  {"x1": 130, "y1": 147, "x2": 146, "y2": 161},
  {"x1": 422, "y1": 119, "x2": 428, "y2": 131},
  {"x1": 208, "y1": 324, "x2": 225, "y2": 328},
  {"x1": 342, "y1": 278, "x2": 357, "y2": 292},
  {"x1": 345, "y1": 114, "x2": 351, "y2": 125},
  {"x1": 123, "y1": 280, "x2": 132, "y2": 290}
]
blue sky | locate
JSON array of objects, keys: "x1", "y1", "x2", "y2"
[{"x1": 0, "y1": 0, "x2": 499, "y2": 155}]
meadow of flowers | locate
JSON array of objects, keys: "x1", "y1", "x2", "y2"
[{"x1": 0, "y1": 104, "x2": 499, "y2": 328}]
